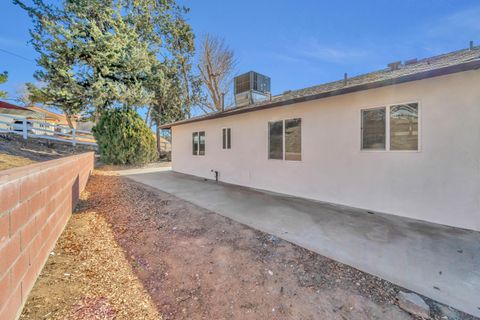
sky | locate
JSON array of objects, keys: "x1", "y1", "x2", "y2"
[{"x1": 0, "y1": 0, "x2": 479, "y2": 106}]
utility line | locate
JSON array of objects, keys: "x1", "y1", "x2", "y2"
[{"x1": 0, "y1": 48, "x2": 35, "y2": 62}]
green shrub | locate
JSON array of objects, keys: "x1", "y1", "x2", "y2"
[{"x1": 93, "y1": 108, "x2": 158, "y2": 165}]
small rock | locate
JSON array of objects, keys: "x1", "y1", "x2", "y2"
[
  {"x1": 397, "y1": 291, "x2": 430, "y2": 319},
  {"x1": 268, "y1": 270, "x2": 274, "y2": 276}
]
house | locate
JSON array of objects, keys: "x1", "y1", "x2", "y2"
[
  {"x1": 160, "y1": 45, "x2": 480, "y2": 232},
  {"x1": 0, "y1": 102, "x2": 73, "y2": 136},
  {"x1": 0, "y1": 101, "x2": 39, "y2": 131},
  {"x1": 27, "y1": 105, "x2": 76, "y2": 128}
]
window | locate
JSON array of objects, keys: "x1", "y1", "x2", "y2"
[
  {"x1": 268, "y1": 118, "x2": 301, "y2": 161},
  {"x1": 285, "y1": 118, "x2": 301, "y2": 160},
  {"x1": 222, "y1": 128, "x2": 231, "y2": 149},
  {"x1": 268, "y1": 121, "x2": 283, "y2": 159},
  {"x1": 192, "y1": 131, "x2": 205, "y2": 156},
  {"x1": 192, "y1": 132, "x2": 199, "y2": 155},
  {"x1": 361, "y1": 102, "x2": 419, "y2": 151},
  {"x1": 199, "y1": 131, "x2": 205, "y2": 155},
  {"x1": 361, "y1": 108, "x2": 386, "y2": 150},
  {"x1": 390, "y1": 103, "x2": 418, "y2": 151}
]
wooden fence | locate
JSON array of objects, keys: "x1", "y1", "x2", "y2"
[{"x1": 0, "y1": 114, "x2": 96, "y2": 147}]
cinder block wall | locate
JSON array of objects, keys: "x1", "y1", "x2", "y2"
[{"x1": 0, "y1": 152, "x2": 94, "y2": 320}]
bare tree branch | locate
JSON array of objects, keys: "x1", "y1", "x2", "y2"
[{"x1": 197, "y1": 34, "x2": 235, "y2": 113}]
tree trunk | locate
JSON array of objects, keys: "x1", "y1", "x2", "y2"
[
  {"x1": 95, "y1": 110, "x2": 100, "y2": 123},
  {"x1": 64, "y1": 112, "x2": 74, "y2": 129}
]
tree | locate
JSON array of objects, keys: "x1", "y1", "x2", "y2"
[
  {"x1": 14, "y1": 0, "x2": 164, "y2": 120},
  {"x1": 197, "y1": 34, "x2": 235, "y2": 113},
  {"x1": 0, "y1": 72, "x2": 8, "y2": 99},
  {"x1": 16, "y1": 0, "x2": 199, "y2": 157},
  {"x1": 144, "y1": 9, "x2": 203, "y2": 154}
]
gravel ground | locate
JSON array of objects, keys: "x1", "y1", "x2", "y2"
[
  {"x1": 20, "y1": 189, "x2": 160, "y2": 319},
  {"x1": 20, "y1": 170, "x2": 474, "y2": 320}
]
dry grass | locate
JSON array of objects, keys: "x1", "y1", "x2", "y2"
[
  {"x1": 0, "y1": 134, "x2": 96, "y2": 171},
  {"x1": 0, "y1": 153, "x2": 37, "y2": 170}
]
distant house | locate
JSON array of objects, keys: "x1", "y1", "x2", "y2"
[
  {"x1": 0, "y1": 102, "x2": 78, "y2": 136},
  {"x1": 27, "y1": 105, "x2": 76, "y2": 129},
  {"x1": 161, "y1": 46, "x2": 480, "y2": 232},
  {"x1": 0, "y1": 101, "x2": 39, "y2": 132}
]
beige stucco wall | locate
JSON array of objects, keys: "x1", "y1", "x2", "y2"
[{"x1": 172, "y1": 70, "x2": 480, "y2": 231}]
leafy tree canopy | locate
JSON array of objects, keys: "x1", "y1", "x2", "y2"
[{"x1": 14, "y1": 0, "x2": 197, "y2": 119}]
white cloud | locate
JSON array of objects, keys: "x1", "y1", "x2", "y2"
[
  {"x1": 269, "y1": 37, "x2": 371, "y2": 66},
  {"x1": 444, "y1": 6, "x2": 480, "y2": 32},
  {"x1": 424, "y1": 6, "x2": 480, "y2": 39},
  {"x1": 298, "y1": 38, "x2": 370, "y2": 63}
]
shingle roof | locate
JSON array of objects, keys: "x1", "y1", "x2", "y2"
[{"x1": 161, "y1": 46, "x2": 480, "y2": 128}]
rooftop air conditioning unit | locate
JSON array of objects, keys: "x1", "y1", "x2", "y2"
[{"x1": 234, "y1": 71, "x2": 271, "y2": 107}]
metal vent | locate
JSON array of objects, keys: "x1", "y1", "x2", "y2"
[
  {"x1": 387, "y1": 61, "x2": 402, "y2": 71},
  {"x1": 234, "y1": 71, "x2": 271, "y2": 95},
  {"x1": 404, "y1": 58, "x2": 418, "y2": 66},
  {"x1": 234, "y1": 71, "x2": 271, "y2": 106}
]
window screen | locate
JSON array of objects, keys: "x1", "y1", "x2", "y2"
[
  {"x1": 192, "y1": 132, "x2": 199, "y2": 155},
  {"x1": 390, "y1": 103, "x2": 418, "y2": 150},
  {"x1": 199, "y1": 131, "x2": 205, "y2": 155},
  {"x1": 285, "y1": 118, "x2": 301, "y2": 160},
  {"x1": 362, "y1": 108, "x2": 386, "y2": 150},
  {"x1": 268, "y1": 121, "x2": 283, "y2": 159},
  {"x1": 227, "y1": 128, "x2": 231, "y2": 149},
  {"x1": 222, "y1": 128, "x2": 226, "y2": 149},
  {"x1": 222, "y1": 128, "x2": 231, "y2": 149}
]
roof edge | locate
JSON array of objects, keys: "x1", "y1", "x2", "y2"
[{"x1": 160, "y1": 59, "x2": 480, "y2": 129}]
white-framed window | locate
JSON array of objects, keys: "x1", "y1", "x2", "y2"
[
  {"x1": 222, "y1": 128, "x2": 231, "y2": 149},
  {"x1": 268, "y1": 118, "x2": 302, "y2": 161},
  {"x1": 361, "y1": 107, "x2": 386, "y2": 150},
  {"x1": 361, "y1": 102, "x2": 419, "y2": 151},
  {"x1": 192, "y1": 131, "x2": 205, "y2": 155}
]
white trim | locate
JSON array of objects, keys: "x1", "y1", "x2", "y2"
[
  {"x1": 267, "y1": 118, "x2": 302, "y2": 161},
  {"x1": 192, "y1": 131, "x2": 199, "y2": 156},
  {"x1": 284, "y1": 118, "x2": 303, "y2": 162},
  {"x1": 360, "y1": 101, "x2": 421, "y2": 152},
  {"x1": 360, "y1": 106, "x2": 387, "y2": 152},
  {"x1": 221, "y1": 127, "x2": 232, "y2": 150},
  {"x1": 267, "y1": 120, "x2": 283, "y2": 160}
]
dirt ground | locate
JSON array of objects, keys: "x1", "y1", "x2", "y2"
[
  {"x1": 20, "y1": 171, "x2": 473, "y2": 320},
  {"x1": 0, "y1": 134, "x2": 96, "y2": 170},
  {"x1": 0, "y1": 134, "x2": 172, "y2": 171}
]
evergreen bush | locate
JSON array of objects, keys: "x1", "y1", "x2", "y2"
[{"x1": 93, "y1": 108, "x2": 158, "y2": 165}]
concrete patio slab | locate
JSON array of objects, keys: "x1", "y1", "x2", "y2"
[{"x1": 125, "y1": 169, "x2": 480, "y2": 317}]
